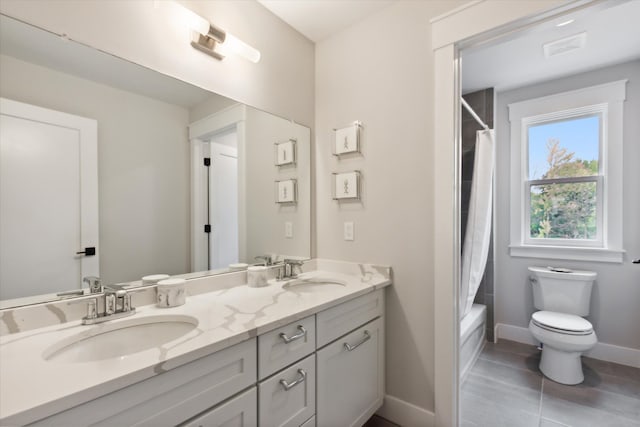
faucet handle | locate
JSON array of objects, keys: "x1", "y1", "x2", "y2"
[
  {"x1": 68, "y1": 296, "x2": 98, "y2": 321},
  {"x1": 255, "y1": 255, "x2": 273, "y2": 266},
  {"x1": 83, "y1": 276, "x2": 102, "y2": 294},
  {"x1": 283, "y1": 259, "x2": 304, "y2": 278}
]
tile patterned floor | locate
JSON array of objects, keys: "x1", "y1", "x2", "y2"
[{"x1": 461, "y1": 340, "x2": 640, "y2": 427}]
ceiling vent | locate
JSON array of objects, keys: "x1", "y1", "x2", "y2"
[{"x1": 543, "y1": 32, "x2": 587, "y2": 58}]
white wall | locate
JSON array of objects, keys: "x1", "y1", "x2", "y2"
[
  {"x1": 244, "y1": 107, "x2": 311, "y2": 262},
  {"x1": 315, "y1": 0, "x2": 466, "y2": 415},
  {"x1": 0, "y1": 54, "x2": 191, "y2": 285},
  {"x1": 495, "y1": 60, "x2": 640, "y2": 350},
  {"x1": 0, "y1": 0, "x2": 315, "y2": 128}
]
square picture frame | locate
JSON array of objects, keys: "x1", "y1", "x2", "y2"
[
  {"x1": 333, "y1": 121, "x2": 362, "y2": 156},
  {"x1": 275, "y1": 179, "x2": 297, "y2": 204},
  {"x1": 274, "y1": 139, "x2": 297, "y2": 166},
  {"x1": 332, "y1": 171, "x2": 361, "y2": 200}
]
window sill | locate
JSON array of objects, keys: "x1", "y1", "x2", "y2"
[{"x1": 509, "y1": 244, "x2": 624, "y2": 263}]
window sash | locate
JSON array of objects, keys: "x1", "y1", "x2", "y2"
[{"x1": 524, "y1": 175, "x2": 603, "y2": 247}]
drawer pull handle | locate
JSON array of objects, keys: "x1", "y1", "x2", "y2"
[
  {"x1": 280, "y1": 369, "x2": 307, "y2": 391},
  {"x1": 344, "y1": 330, "x2": 371, "y2": 352},
  {"x1": 279, "y1": 325, "x2": 307, "y2": 343}
]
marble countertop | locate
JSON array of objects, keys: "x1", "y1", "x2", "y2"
[{"x1": 0, "y1": 259, "x2": 391, "y2": 425}]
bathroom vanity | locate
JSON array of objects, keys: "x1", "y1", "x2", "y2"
[{"x1": 0, "y1": 260, "x2": 390, "y2": 426}]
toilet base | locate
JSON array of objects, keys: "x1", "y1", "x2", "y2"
[{"x1": 539, "y1": 345, "x2": 584, "y2": 385}]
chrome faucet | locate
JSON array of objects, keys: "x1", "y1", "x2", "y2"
[
  {"x1": 56, "y1": 276, "x2": 103, "y2": 298},
  {"x1": 83, "y1": 276, "x2": 103, "y2": 293},
  {"x1": 255, "y1": 255, "x2": 274, "y2": 266},
  {"x1": 277, "y1": 259, "x2": 305, "y2": 280},
  {"x1": 70, "y1": 284, "x2": 144, "y2": 325}
]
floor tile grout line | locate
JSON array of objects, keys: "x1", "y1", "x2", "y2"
[
  {"x1": 478, "y1": 353, "x2": 543, "y2": 375},
  {"x1": 538, "y1": 377, "x2": 545, "y2": 426}
]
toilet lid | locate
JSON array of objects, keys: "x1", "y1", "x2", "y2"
[{"x1": 532, "y1": 311, "x2": 593, "y2": 334}]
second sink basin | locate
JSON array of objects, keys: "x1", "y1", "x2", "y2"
[
  {"x1": 280, "y1": 276, "x2": 347, "y2": 292},
  {"x1": 43, "y1": 314, "x2": 199, "y2": 363}
]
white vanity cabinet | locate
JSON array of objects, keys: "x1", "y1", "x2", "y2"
[
  {"x1": 316, "y1": 318, "x2": 384, "y2": 427},
  {"x1": 29, "y1": 339, "x2": 257, "y2": 427},
  {"x1": 21, "y1": 289, "x2": 385, "y2": 427},
  {"x1": 315, "y1": 289, "x2": 385, "y2": 427}
]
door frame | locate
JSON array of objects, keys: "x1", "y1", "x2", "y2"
[
  {"x1": 0, "y1": 97, "x2": 99, "y2": 292},
  {"x1": 430, "y1": 1, "x2": 601, "y2": 425},
  {"x1": 188, "y1": 103, "x2": 246, "y2": 272}
]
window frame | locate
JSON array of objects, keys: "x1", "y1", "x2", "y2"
[
  {"x1": 522, "y1": 108, "x2": 604, "y2": 248},
  {"x1": 508, "y1": 80, "x2": 626, "y2": 263}
]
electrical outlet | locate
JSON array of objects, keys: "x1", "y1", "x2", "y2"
[
  {"x1": 344, "y1": 221, "x2": 354, "y2": 241},
  {"x1": 285, "y1": 222, "x2": 293, "y2": 239}
]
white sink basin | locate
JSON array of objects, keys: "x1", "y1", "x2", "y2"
[
  {"x1": 279, "y1": 277, "x2": 347, "y2": 292},
  {"x1": 43, "y1": 315, "x2": 199, "y2": 363}
]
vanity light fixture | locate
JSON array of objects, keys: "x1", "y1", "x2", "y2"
[
  {"x1": 161, "y1": 1, "x2": 261, "y2": 63},
  {"x1": 182, "y1": 7, "x2": 260, "y2": 62}
]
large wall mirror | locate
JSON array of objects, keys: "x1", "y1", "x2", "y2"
[{"x1": 0, "y1": 15, "x2": 311, "y2": 308}]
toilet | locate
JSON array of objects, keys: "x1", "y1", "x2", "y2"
[{"x1": 528, "y1": 266, "x2": 597, "y2": 385}]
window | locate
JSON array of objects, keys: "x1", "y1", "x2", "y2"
[{"x1": 508, "y1": 81, "x2": 626, "y2": 263}]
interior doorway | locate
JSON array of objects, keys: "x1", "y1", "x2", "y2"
[{"x1": 0, "y1": 98, "x2": 98, "y2": 301}]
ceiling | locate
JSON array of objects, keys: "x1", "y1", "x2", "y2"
[
  {"x1": 257, "y1": 0, "x2": 394, "y2": 42},
  {"x1": 461, "y1": 0, "x2": 640, "y2": 93}
]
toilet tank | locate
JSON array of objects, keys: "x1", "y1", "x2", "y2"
[{"x1": 529, "y1": 266, "x2": 597, "y2": 316}]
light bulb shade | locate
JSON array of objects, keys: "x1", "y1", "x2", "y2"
[
  {"x1": 216, "y1": 33, "x2": 261, "y2": 63},
  {"x1": 163, "y1": 1, "x2": 210, "y2": 35}
]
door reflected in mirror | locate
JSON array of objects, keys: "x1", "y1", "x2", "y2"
[{"x1": 0, "y1": 15, "x2": 310, "y2": 308}]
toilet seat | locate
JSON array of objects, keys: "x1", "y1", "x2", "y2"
[{"x1": 531, "y1": 311, "x2": 593, "y2": 336}]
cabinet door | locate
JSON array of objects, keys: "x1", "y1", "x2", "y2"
[
  {"x1": 181, "y1": 387, "x2": 256, "y2": 427},
  {"x1": 259, "y1": 354, "x2": 315, "y2": 427},
  {"x1": 316, "y1": 318, "x2": 384, "y2": 427}
]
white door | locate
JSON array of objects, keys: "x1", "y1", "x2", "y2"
[
  {"x1": 209, "y1": 142, "x2": 238, "y2": 269},
  {"x1": 0, "y1": 98, "x2": 98, "y2": 300}
]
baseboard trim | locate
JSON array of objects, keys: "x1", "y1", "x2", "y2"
[
  {"x1": 495, "y1": 323, "x2": 537, "y2": 346},
  {"x1": 377, "y1": 394, "x2": 434, "y2": 427},
  {"x1": 495, "y1": 323, "x2": 640, "y2": 368}
]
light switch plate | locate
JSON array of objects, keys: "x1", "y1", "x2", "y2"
[
  {"x1": 344, "y1": 221, "x2": 354, "y2": 241},
  {"x1": 285, "y1": 222, "x2": 293, "y2": 238}
]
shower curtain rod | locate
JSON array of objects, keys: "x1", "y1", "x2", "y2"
[{"x1": 461, "y1": 97, "x2": 490, "y2": 131}]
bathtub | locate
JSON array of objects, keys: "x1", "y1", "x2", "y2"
[{"x1": 460, "y1": 303, "x2": 487, "y2": 382}]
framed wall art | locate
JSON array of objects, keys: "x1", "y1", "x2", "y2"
[
  {"x1": 333, "y1": 121, "x2": 362, "y2": 156},
  {"x1": 275, "y1": 179, "x2": 297, "y2": 203},
  {"x1": 332, "y1": 171, "x2": 361, "y2": 200},
  {"x1": 274, "y1": 139, "x2": 296, "y2": 166}
]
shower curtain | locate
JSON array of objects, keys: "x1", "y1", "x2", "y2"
[{"x1": 460, "y1": 129, "x2": 495, "y2": 319}]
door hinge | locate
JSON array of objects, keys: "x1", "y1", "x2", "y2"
[
  {"x1": 204, "y1": 224, "x2": 211, "y2": 233},
  {"x1": 204, "y1": 157, "x2": 211, "y2": 167}
]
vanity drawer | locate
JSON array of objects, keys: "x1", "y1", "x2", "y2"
[
  {"x1": 181, "y1": 387, "x2": 257, "y2": 427},
  {"x1": 316, "y1": 289, "x2": 383, "y2": 348},
  {"x1": 258, "y1": 354, "x2": 315, "y2": 427},
  {"x1": 258, "y1": 314, "x2": 315, "y2": 380},
  {"x1": 31, "y1": 338, "x2": 257, "y2": 427}
]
